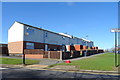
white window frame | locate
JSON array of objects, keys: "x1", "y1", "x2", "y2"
[{"x1": 26, "y1": 42, "x2": 34, "y2": 49}]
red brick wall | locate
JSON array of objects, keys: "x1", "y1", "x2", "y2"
[
  {"x1": 25, "y1": 54, "x2": 43, "y2": 59},
  {"x1": 83, "y1": 46, "x2": 87, "y2": 50},
  {"x1": 24, "y1": 49, "x2": 44, "y2": 54},
  {"x1": 74, "y1": 45, "x2": 80, "y2": 51},
  {"x1": 74, "y1": 45, "x2": 83, "y2": 51},
  {"x1": 8, "y1": 41, "x2": 23, "y2": 54}
]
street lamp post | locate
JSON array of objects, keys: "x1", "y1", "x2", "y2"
[{"x1": 111, "y1": 28, "x2": 120, "y2": 67}]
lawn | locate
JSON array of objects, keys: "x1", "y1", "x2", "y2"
[
  {"x1": 0, "y1": 57, "x2": 40, "y2": 65},
  {"x1": 52, "y1": 53, "x2": 119, "y2": 71}
]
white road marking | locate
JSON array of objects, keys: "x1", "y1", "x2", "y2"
[{"x1": 0, "y1": 67, "x2": 8, "y2": 70}]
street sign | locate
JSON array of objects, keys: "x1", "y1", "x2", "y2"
[
  {"x1": 110, "y1": 28, "x2": 119, "y2": 67},
  {"x1": 111, "y1": 28, "x2": 120, "y2": 32}
]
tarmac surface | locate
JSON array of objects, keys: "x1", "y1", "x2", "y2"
[
  {"x1": 1, "y1": 67, "x2": 120, "y2": 79},
  {"x1": 1, "y1": 63, "x2": 120, "y2": 80},
  {"x1": 1, "y1": 53, "x2": 120, "y2": 79}
]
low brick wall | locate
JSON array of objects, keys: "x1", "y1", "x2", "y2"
[
  {"x1": 25, "y1": 54, "x2": 44, "y2": 59},
  {"x1": 24, "y1": 49, "x2": 44, "y2": 54}
]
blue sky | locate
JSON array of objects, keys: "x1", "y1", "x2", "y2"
[{"x1": 2, "y1": 2, "x2": 118, "y2": 49}]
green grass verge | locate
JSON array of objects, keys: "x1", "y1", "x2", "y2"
[
  {"x1": 0, "y1": 57, "x2": 39, "y2": 65},
  {"x1": 51, "y1": 53, "x2": 119, "y2": 71}
]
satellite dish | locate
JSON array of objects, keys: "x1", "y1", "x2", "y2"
[
  {"x1": 27, "y1": 27, "x2": 29, "y2": 29},
  {"x1": 25, "y1": 32, "x2": 29, "y2": 35}
]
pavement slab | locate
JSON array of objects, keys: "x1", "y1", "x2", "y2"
[
  {"x1": 63, "y1": 53, "x2": 105, "y2": 61},
  {"x1": 50, "y1": 65, "x2": 77, "y2": 70},
  {"x1": 38, "y1": 59, "x2": 63, "y2": 65}
]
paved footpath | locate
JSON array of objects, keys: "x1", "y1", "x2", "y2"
[
  {"x1": 63, "y1": 53, "x2": 105, "y2": 61},
  {"x1": 38, "y1": 58, "x2": 63, "y2": 65}
]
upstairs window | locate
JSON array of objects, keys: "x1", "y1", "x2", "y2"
[
  {"x1": 25, "y1": 27, "x2": 34, "y2": 35},
  {"x1": 45, "y1": 33, "x2": 48, "y2": 37},
  {"x1": 26, "y1": 43, "x2": 34, "y2": 49},
  {"x1": 62, "y1": 36, "x2": 65, "y2": 40}
]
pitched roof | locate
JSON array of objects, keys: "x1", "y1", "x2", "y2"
[{"x1": 16, "y1": 21, "x2": 92, "y2": 42}]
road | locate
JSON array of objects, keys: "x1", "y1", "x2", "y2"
[{"x1": 1, "y1": 68, "x2": 119, "y2": 80}]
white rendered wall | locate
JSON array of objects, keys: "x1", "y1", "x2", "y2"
[{"x1": 8, "y1": 22, "x2": 24, "y2": 42}]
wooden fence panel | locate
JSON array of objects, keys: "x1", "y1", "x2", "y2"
[
  {"x1": 50, "y1": 51, "x2": 60, "y2": 59},
  {"x1": 43, "y1": 51, "x2": 48, "y2": 58}
]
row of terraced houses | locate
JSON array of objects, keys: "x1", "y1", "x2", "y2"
[{"x1": 2, "y1": 21, "x2": 104, "y2": 59}]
